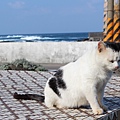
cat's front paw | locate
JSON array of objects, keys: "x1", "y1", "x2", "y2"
[{"x1": 93, "y1": 108, "x2": 104, "y2": 115}]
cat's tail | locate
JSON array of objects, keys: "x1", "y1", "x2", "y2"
[{"x1": 13, "y1": 92, "x2": 45, "y2": 102}]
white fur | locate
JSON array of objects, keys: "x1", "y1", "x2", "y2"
[{"x1": 44, "y1": 41, "x2": 120, "y2": 115}]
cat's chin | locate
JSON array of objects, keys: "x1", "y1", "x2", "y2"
[{"x1": 105, "y1": 67, "x2": 117, "y2": 72}]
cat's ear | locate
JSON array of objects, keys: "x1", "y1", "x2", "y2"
[{"x1": 98, "y1": 41, "x2": 106, "y2": 52}]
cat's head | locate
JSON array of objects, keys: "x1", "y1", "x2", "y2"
[{"x1": 96, "y1": 41, "x2": 120, "y2": 71}]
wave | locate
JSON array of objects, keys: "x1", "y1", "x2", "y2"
[
  {"x1": 0, "y1": 33, "x2": 89, "y2": 42},
  {"x1": 20, "y1": 36, "x2": 55, "y2": 41},
  {"x1": 0, "y1": 39, "x2": 17, "y2": 42},
  {"x1": 20, "y1": 36, "x2": 42, "y2": 40},
  {"x1": 0, "y1": 35, "x2": 55, "y2": 42},
  {"x1": 6, "y1": 35, "x2": 23, "y2": 38}
]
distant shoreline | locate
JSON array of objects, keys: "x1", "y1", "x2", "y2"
[{"x1": 0, "y1": 32, "x2": 103, "y2": 42}]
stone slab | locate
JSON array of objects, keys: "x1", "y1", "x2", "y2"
[{"x1": 0, "y1": 70, "x2": 120, "y2": 119}]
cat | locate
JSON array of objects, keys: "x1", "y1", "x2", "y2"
[{"x1": 14, "y1": 41, "x2": 120, "y2": 115}]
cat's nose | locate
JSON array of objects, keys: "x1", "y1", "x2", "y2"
[{"x1": 115, "y1": 66, "x2": 119, "y2": 70}]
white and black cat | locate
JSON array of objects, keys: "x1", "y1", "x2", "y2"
[{"x1": 14, "y1": 41, "x2": 120, "y2": 115}]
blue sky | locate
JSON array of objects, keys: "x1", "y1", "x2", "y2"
[{"x1": 0, "y1": 0, "x2": 104, "y2": 34}]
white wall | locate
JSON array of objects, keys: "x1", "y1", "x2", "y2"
[{"x1": 0, "y1": 42, "x2": 98, "y2": 63}]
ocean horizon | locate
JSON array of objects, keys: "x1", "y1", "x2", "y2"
[{"x1": 0, "y1": 32, "x2": 89, "y2": 42}]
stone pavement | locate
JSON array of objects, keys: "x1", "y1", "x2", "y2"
[{"x1": 0, "y1": 70, "x2": 120, "y2": 120}]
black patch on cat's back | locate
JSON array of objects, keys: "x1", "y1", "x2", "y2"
[
  {"x1": 105, "y1": 42, "x2": 120, "y2": 52},
  {"x1": 54, "y1": 69, "x2": 63, "y2": 78},
  {"x1": 49, "y1": 77, "x2": 61, "y2": 96},
  {"x1": 49, "y1": 69, "x2": 66, "y2": 97},
  {"x1": 54, "y1": 69, "x2": 66, "y2": 89}
]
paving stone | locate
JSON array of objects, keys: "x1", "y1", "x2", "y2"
[{"x1": 0, "y1": 70, "x2": 119, "y2": 119}]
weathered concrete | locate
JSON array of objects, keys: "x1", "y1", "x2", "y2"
[{"x1": 0, "y1": 42, "x2": 98, "y2": 64}]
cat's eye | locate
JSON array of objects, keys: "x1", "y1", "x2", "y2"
[{"x1": 110, "y1": 60, "x2": 114, "y2": 63}]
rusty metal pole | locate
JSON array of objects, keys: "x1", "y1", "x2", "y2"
[
  {"x1": 103, "y1": 0, "x2": 108, "y2": 39},
  {"x1": 103, "y1": 0, "x2": 114, "y2": 42},
  {"x1": 113, "y1": 0, "x2": 120, "y2": 42}
]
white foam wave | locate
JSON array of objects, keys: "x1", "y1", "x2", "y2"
[
  {"x1": 0, "y1": 39, "x2": 16, "y2": 42},
  {"x1": 7, "y1": 35, "x2": 23, "y2": 38},
  {"x1": 20, "y1": 36, "x2": 42, "y2": 40},
  {"x1": 0, "y1": 39, "x2": 4, "y2": 42},
  {"x1": 20, "y1": 36, "x2": 55, "y2": 40}
]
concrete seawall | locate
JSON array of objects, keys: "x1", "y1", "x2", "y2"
[{"x1": 0, "y1": 42, "x2": 98, "y2": 64}]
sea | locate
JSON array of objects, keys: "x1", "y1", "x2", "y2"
[{"x1": 0, "y1": 32, "x2": 89, "y2": 42}]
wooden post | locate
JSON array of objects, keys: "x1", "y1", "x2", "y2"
[
  {"x1": 103, "y1": 0, "x2": 114, "y2": 42},
  {"x1": 113, "y1": 0, "x2": 120, "y2": 42}
]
